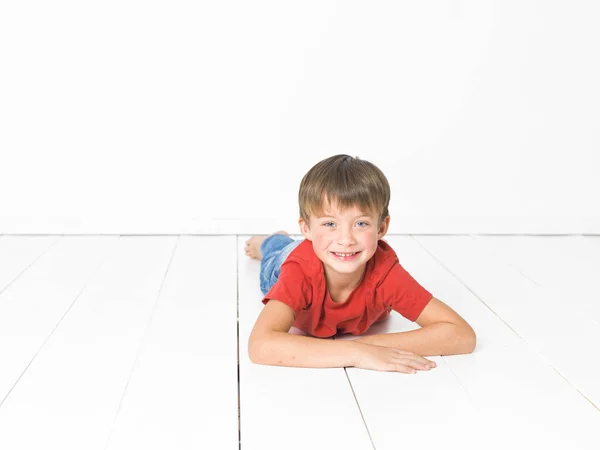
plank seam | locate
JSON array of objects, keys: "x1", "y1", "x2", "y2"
[
  {"x1": 103, "y1": 235, "x2": 181, "y2": 450},
  {"x1": 342, "y1": 367, "x2": 376, "y2": 450},
  {"x1": 236, "y1": 236, "x2": 242, "y2": 449},
  {"x1": 470, "y1": 235, "x2": 542, "y2": 287},
  {"x1": 0, "y1": 236, "x2": 120, "y2": 409},
  {"x1": 440, "y1": 356, "x2": 479, "y2": 407},
  {"x1": 0, "y1": 236, "x2": 61, "y2": 298}
]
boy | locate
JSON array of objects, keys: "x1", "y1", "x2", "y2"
[{"x1": 245, "y1": 154, "x2": 476, "y2": 373}]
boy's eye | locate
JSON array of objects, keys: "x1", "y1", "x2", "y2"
[{"x1": 322, "y1": 221, "x2": 369, "y2": 228}]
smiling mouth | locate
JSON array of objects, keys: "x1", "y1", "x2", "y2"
[{"x1": 330, "y1": 251, "x2": 361, "y2": 261}]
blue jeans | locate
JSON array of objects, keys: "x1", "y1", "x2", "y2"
[{"x1": 259, "y1": 234, "x2": 303, "y2": 295}]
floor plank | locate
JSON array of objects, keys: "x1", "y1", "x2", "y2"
[
  {"x1": 105, "y1": 236, "x2": 238, "y2": 450},
  {"x1": 238, "y1": 236, "x2": 373, "y2": 450},
  {"x1": 0, "y1": 236, "x2": 177, "y2": 450},
  {"x1": 0, "y1": 236, "x2": 60, "y2": 295},
  {"x1": 414, "y1": 236, "x2": 600, "y2": 430},
  {"x1": 473, "y1": 235, "x2": 600, "y2": 324},
  {"x1": 0, "y1": 236, "x2": 120, "y2": 404}
]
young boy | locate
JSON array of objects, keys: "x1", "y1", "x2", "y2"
[{"x1": 245, "y1": 154, "x2": 476, "y2": 373}]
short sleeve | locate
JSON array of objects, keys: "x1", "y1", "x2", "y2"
[
  {"x1": 262, "y1": 261, "x2": 310, "y2": 315},
  {"x1": 379, "y1": 262, "x2": 432, "y2": 322}
]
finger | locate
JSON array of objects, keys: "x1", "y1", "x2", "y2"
[
  {"x1": 394, "y1": 350, "x2": 436, "y2": 368},
  {"x1": 395, "y1": 357, "x2": 433, "y2": 371},
  {"x1": 379, "y1": 362, "x2": 416, "y2": 374},
  {"x1": 393, "y1": 364, "x2": 416, "y2": 374},
  {"x1": 410, "y1": 356, "x2": 436, "y2": 368}
]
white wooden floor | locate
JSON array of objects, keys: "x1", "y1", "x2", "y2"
[{"x1": 0, "y1": 235, "x2": 598, "y2": 450}]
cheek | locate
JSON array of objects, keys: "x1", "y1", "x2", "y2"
[
  {"x1": 365, "y1": 239, "x2": 378, "y2": 252},
  {"x1": 360, "y1": 232, "x2": 379, "y2": 250},
  {"x1": 312, "y1": 231, "x2": 331, "y2": 248}
]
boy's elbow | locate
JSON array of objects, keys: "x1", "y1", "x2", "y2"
[
  {"x1": 461, "y1": 324, "x2": 477, "y2": 354},
  {"x1": 247, "y1": 336, "x2": 261, "y2": 364},
  {"x1": 248, "y1": 334, "x2": 269, "y2": 365}
]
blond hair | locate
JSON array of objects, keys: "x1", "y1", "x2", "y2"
[{"x1": 298, "y1": 154, "x2": 390, "y2": 225}]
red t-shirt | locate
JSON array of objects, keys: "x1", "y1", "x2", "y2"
[{"x1": 262, "y1": 239, "x2": 433, "y2": 338}]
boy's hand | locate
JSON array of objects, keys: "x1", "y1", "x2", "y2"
[{"x1": 354, "y1": 342, "x2": 436, "y2": 374}]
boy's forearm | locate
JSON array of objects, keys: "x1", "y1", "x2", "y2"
[
  {"x1": 249, "y1": 332, "x2": 363, "y2": 368},
  {"x1": 356, "y1": 322, "x2": 476, "y2": 357}
]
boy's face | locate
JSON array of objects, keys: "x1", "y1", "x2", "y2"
[{"x1": 299, "y1": 202, "x2": 390, "y2": 278}]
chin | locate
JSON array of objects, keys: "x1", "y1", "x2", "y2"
[{"x1": 332, "y1": 266, "x2": 363, "y2": 275}]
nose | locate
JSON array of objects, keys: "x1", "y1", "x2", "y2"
[{"x1": 336, "y1": 226, "x2": 356, "y2": 247}]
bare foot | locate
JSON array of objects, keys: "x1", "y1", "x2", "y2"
[{"x1": 245, "y1": 231, "x2": 289, "y2": 260}]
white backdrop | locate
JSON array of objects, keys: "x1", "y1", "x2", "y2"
[{"x1": 1, "y1": 1, "x2": 598, "y2": 235}]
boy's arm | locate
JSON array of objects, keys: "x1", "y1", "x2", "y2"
[
  {"x1": 248, "y1": 299, "x2": 362, "y2": 368},
  {"x1": 355, "y1": 297, "x2": 476, "y2": 356},
  {"x1": 248, "y1": 300, "x2": 436, "y2": 372}
]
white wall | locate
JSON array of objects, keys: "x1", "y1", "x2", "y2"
[{"x1": 1, "y1": 1, "x2": 598, "y2": 235}]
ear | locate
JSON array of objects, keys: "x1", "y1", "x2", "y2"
[
  {"x1": 377, "y1": 215, "x2": 390, "y2": 239},
  {"x1": 298, "y1": 217, "x2": 313, "y2": 241}
]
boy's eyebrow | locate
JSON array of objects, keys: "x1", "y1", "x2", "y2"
[{"x1": 317, "y1": 213, "x2": 373, "y2": 219}]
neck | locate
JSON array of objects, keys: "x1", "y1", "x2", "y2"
[{"x1": 324, "y1": 264, "x2": 366, "y2": 292}]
